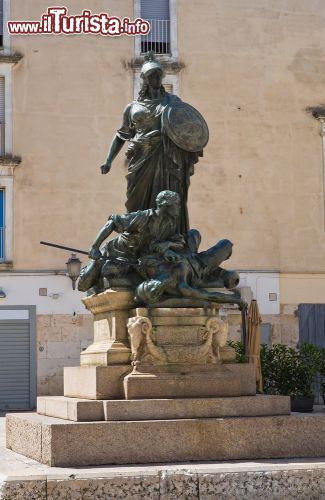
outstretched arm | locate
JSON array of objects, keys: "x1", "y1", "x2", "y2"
[
  {"x1": 179, "y1": 281, "x2": 247, "y2": 310},
  {"x1": 101, "y1": 135, "x2": 125, "y2": 174},
  {"x1": 89, "y1": 220, "x2": 116, "y2": 259},
  {"x1": 101, "y1": 103, "x2": 133, "y2": 174}
]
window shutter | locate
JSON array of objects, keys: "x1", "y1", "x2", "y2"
[
  {"x1": 0, "y1": 77, "x2": 5, "y2": 155},
  {"x1": 0, "y1": 1, "x2": 3, "y2": 36},
  {"x1": 141, "y1": 0, "x2": 170, "y2": 20},
  {"x1": 140, "y1": 1, "x2": 171, "y2": 54}
]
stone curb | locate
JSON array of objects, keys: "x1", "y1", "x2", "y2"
[{"x1": 1, "y1": 466, "x2": 325, "y2": 499}]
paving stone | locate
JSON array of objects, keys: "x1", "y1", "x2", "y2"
[
  {"x1": 0, "y1": 479, "x2": 46, "y2": 500},
  {"x1": 47, "y1": 475, "x2": 160, "y2": 500}
]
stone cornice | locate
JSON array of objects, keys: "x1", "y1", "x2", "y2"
[
  {"x1": 0, "y1": 155, "x2": 21, "y2": 166},
  {"x1": 125, "y1": 57, "x2": 185, "y2": 74},
  {"x1": 0, "y1": 261, "x2": 13, "y2": 271},
  {"x1": 0, "y1": 156, "x2": 22, "y2": 176},
  {"x1": 306, "y1": 106, "x2": 325, "y2": 121},
  {"x1": 82, "y1": 288, "x2": 135, "y2": 314}
]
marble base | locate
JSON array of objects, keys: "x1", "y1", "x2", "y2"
[
  {"x1": 37, "y1": 395, "x2": 291, "y2": 421},
  {"x1": 64, "y1": 365, "x2": 131, "y2": 400},
  {"x1": 124, "y1": 363, "x2": 256, "y2": 399},
  {"x1": 80, "y1": 290, "x2": 133, "y2": 366},
  {"x1": 6, "y1": 411, "x2": 325, "y2": 467}
]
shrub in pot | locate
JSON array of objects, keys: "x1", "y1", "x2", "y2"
[
  {"x1": 262, "y1": 343, "x2": 322, "y2": 411},
  {"x1": 228, "y1": 341, "x2": 322, "y2": 412}
]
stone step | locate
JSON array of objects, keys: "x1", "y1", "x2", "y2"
[
  {"x1": 123, "y1": 364, "x2": 256, "y2": 399},
  {"x1": 37, "y1": 395, "x2": 290, "y2": 422},
  {"x1": 64, "y1": 365, "x2": 132, "y2": 400},
  {"x1": 37, "y1": 396, "x2": 104, "y2": 422},
  {"x1": 6, "y1": 411, "x2": 325, "y2": 467},
  {"x1": 63, "y1": 363, "x2": 255, "y2": 400}
]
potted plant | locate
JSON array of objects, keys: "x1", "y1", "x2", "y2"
[
  {"x1": 228, "y1": 341, "x2": 322, "y2": 412},
  {"x1": 263, "y1": 343, "x2": 324, "y2": 411}
]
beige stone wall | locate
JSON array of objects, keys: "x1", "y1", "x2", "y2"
[
  {"x1": 11, "y1": 0, "x2": 134, "y2": 270},
  {"x1": 8, "y1": 1, "x2": 325, "y2": 395},
  {"x1": 227, "y1": 309, "x2": 298, "y2": 347},
  {"x1": 9, "y1": 0, "x2": 325, "y2": 275},
  {"x1": 37, "y1": 314, "x2": 93, "y2": 395},
  {"x1": 178, "y1": 0, "x2": 325, "y2": 272},
  {"x1": 280, "y1": 273, "x2": 325, "y2": 303}
]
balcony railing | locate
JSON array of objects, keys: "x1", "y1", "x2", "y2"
[
  {"x1": 0, "y1": 226, "x2": 4, "y2": 260},
  {"x1": 141, "y1": 19, "x2": 171, "y2": 55}
]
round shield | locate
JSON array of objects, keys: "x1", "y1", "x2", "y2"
[{"x1": 162, "y1": 101, "x2": 209, "y2": 152}]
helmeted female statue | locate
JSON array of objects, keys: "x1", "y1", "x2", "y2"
[{"x1": 100, "y1": 52, "x2": 209, "y2": 235}]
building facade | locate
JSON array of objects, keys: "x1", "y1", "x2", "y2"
[{"x1": 0, "y1": 0, "x2": 325, "y2": 408}]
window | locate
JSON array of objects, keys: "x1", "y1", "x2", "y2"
[
  {"x1": 0, "y1": 0, "x2": 3, "y2": 47},
  {"x1": 0, "y1": 189, "x2": 4, "y2": 260},
  {"x1": 141, "y1": 0, "x2": 170, "y2": 55}
]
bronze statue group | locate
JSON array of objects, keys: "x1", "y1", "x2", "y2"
[{"x1": 79, "y1": 52, "x2": 245, "y2": 310}]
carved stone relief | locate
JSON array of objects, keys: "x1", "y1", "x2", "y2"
[{"x1": 127, "y1": 315, "x2": 229, "y2": 368}]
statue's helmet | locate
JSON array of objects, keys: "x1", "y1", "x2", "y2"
[
  {"x1": 155, "y1": 190, "x2": 180, "y2": 207},
  {"x1": 140, "y1": 51, "x2": 164, "y2": 79}
]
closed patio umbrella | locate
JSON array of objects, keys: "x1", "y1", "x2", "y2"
[{"x1": 246, "y1": 299, "x2": 263, "y2": 392}]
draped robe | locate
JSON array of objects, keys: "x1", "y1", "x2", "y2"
[{"x1": 116, "y1": 93, "x2": 202, "y2": 235}]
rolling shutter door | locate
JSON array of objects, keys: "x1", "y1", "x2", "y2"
[{"x1": 0, "y1": 321, "x2": 31, "y2": 410}]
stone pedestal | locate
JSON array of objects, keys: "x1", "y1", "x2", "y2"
[
  {"x1": 64, "y1": 366, "x2": 131, "y2": 400},
  {"x1": 124, "y1": 364, "x2": 256, "y2": 399},
  {"x1": 123, "y1": 306, "x2": 255, "y2": 399},
  {"x1": 80, "y1": 289, "x2": 134, "y2": 366},
  {"x1": 64, "y1": 292, "x2": 243, "y2": 400},
  {"x1": 7, "y1": 411, "x2": 325, "y2": 467},
  {"x1": 12, "y1": 289, "x2": 321, "y2": 468},
  {"x1": 63, "y1": 290, "x2": 134, "y2": 399},
  {"x1": 37, "y1": 395, "x2": 291, "y2": 421}
]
